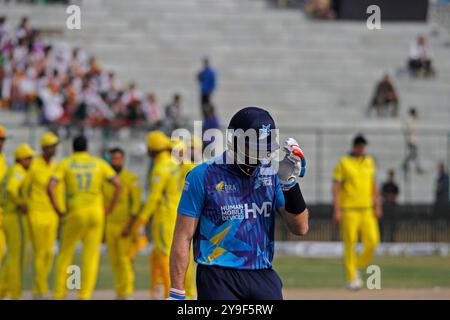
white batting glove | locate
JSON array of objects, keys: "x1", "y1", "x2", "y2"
[{"x1": 277, "y1": 138, "x2": 306, "y2": 191}]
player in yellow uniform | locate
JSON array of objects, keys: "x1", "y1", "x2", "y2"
[
  {"x1": 0, "y1": 126, "x2": 8, "y2": 267},
  {"x1": 104, "y1": 148, "x2": 141, "y2": 299},
  {"x1": 137, "y1": 131, "x2": 178, "y2": 299},
  {"x1": 171, "y1": 135, "x2": 202, "y2": 300},
  {"x1": 47, "y1": 135, "x2": 122, "y2": 300},
  {"x1": 332, "y1": 135, "x2": 382, "y2": 290},
  {"x1": 21, "y1": 132, "x2": 61, "y2": 299},
  {"x1": 0, "y1": 144, "x2": 35, "y2": 299}
]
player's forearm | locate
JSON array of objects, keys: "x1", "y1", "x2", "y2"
[
  {"x1": 372, "y1": 182, "x2": 381, "y2": 206},
  {"x1": 169, "y1": 235, "x2": 191, "y2": 290},
  {"x1": 282, "y1": 207, "x2": 309, "y2": 236},
  {"x1": 170, "y1": 215, "x2": 198, "y2": 291},
  {"x1": 332, "y1": 182, "x2": 341, "y2": 210}
]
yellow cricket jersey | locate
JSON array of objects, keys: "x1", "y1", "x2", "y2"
[
  {"x1": 0, "y1": 153, "x2": 7, "y2": 187},
  {"x1": 165, "y1": 161, "x2": 199, "y2": 225},
  {"x1": 333, "y1": 154, "x2": 376, "y2": 209},
  {"x1": 104, "y1": 168, "x2": 141, "y2": 223},
  {"x1": 140, "y1": 151, "x2": 178, "y2": 222},
  {"x1": 0, "y1": 152, "x2": 7, "y2": 222},
  {"x1": 22, "y1": 156, "x2": 60, "y2": 215},
  {"x1": 1, "y1": 163, "x2": 27, "y2": 214},
  {"x1": 52, "y1": 152, "x2": 117, "y2": 213}
]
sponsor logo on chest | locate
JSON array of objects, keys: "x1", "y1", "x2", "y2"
[{"x1": 220, "y1": 201, "x2": 272, "y2": 221}]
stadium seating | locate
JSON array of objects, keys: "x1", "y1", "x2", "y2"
[{"x1": 1, "y1": 0, "x2": 449, "y2": 203}]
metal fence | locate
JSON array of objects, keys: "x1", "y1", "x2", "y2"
[
  {"x1": 276, "y1": 204, "x2": 450, "y2": 242},
  {"x1": 2, "y1": 121, "x2": 450, "y2": 205}
]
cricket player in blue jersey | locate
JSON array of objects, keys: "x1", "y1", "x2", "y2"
[{"x1": 169, "y1": 106, "x2": 309, "y2": 300}]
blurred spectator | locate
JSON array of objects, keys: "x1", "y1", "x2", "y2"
[
  {"x1": 305, "y1": 0, "x2": 336, "y2": 19},
  {"x1": 402, "y1": 108, "x2": 423, "y2": 174},
  {"x1": 380, "y1": 169, "x2": 399, "y2": 242},
  {"x1": 39, "y1": 80, "x2": 63, "y2": 128},
  {"x1": 408, "y1": 36, "x2": 435, "y2": 77},
  {"x1": 0, "y1": 16, "x2": 7, "y2": 42},
  {"x1": 0, "y1": 16, "x2": 176, "y2": 131},
  {"x1": 434, "y1": 162, "x2": 449, "y2": 207},
  {"x1": 121, "y1": 82, "x2": 143, "y2": 125},
  {"x1": 368, "y1": 74, "x2": 399, "y2": 117},
  {"x1": 142, "y1": 92, "x2": 162, "y2": 127},
  {"x1": 197, "y1": 57, "x2": 216, "y2": 115},
  {"x1": 165, "y1": 93, "x2": 183, "y2": 132},
  {"x1": 381, "y1": 169, "x2": 400, "y2": 205},
  {"x1": 202, "y1": 103, "x2": 220, "y2": 150},
  {"x1": 16, "y1": 16, "x2": 31, "y2": 40}
]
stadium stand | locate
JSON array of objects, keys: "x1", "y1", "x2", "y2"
[{"x1": 1, "y1": 0, "x2": 449, "y2": 204}]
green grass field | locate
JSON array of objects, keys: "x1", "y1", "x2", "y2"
[{"x1": 21, "y1": 254, "x2": 450, "y2": 290}]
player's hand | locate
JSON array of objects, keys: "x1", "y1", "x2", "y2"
[
  {"x1": 18, "y1": 204, "x2": 27, "y2": 214},
  {"x1": 55, "y1": 208, "x2": 65, "y2": 217},
  {"x1": 375, "y1": 203, "x2": 383, "y2": 219},
  {"x1": 277, "y1": 138, "x2": 306, "y2": 191},
  {"x1": 121, "y1": 225, "x2": 131, "y2": 238},
  {"x1": 333, "y1": 208, "x2": 342, "y2": 224}
]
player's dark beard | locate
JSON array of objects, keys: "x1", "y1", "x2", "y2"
[{"x1": 112, "y1": 165, "x2": 123, "y2": 173}]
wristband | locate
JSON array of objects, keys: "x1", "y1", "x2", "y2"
[
  {"x1": 168, "y1": 288, "x2": 186, "y2": 300},
  {"x1": 282, "y1": 183, "x2": 306, "y2": 214}
]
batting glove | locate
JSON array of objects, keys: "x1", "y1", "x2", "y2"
[{"x1": 277, "y1": 138, "x2": 306, "y2": 191}]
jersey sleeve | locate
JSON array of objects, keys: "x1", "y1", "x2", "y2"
[
  {"x1": 21, "y1": 165, "x2": 33, "y2": 206},
  {"x1": 51, "y1": 159, "x2": 67, "y2": 182},
  {"x1": 332, "y1": 159, "x2": 344, "y2": 182},
  {"x1": 100, "y1": 159, "x2": 117, "y2": 181},
  {"x1": 7, "y1": 168, "x2": 26, "y2": 206},
  {"x1": 274, "y1": 175, "x2": 285, "y2": 210},
  {"x1": 140, "y1": 166, "x2": 168, "y2": 221},
  {"x1": 177, "y1": 164, "x2": 207, "y2": 218}
]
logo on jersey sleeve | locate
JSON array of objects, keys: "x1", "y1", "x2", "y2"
[{"x1": 183, "y1": 181, "x2": 190, "y2": 191}]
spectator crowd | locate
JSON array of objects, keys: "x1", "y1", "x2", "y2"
[{"x1": 0, "y1": 16, "x2": 191, "y2": 134}]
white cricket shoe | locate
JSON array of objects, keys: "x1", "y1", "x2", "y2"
[
  {"x1": 346, "y1": 270, "x2": 364, "y2": 291},
  {"x1": 345, "y1": 278, "x2": 364, "y2": 291}
]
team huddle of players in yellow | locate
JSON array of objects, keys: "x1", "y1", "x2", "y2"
[{"x1": 0, "y1": 125, "x2": 200, "y2": 300}]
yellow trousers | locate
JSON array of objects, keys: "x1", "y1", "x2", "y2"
[
  {"x1": 53, "y1": 210, "x2": 104, "y2": 300},
  {"x1": 105, "y1": 221, "x2": 134, "y2": 299},
  {"x1": 150, "y1": 249, "x2": 170, "y2": 299},
  {"x1": 0, "y1": 209, "x2": 5, "y2": 268},
  {"x1": 28, "y1": 211, "x2": 58, "y2": 298},
  {"x1": 341, "y1": 209, "x2": 380, "y2": 281},
  {"x1": 0, "y1": 213, "x2": 30, "y2": 299},
  {"x1": 0, "y1": 227, "x2": 5, "y2": 268}
]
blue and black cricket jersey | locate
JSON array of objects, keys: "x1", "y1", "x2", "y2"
[{"x1": 177, "y1": 151, "x2": 285, "y2": 270}]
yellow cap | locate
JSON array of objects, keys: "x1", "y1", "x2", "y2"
[
  {"x1": 171, "y1": 138, "x2": 185, "y2": 152},
  {"x1": 146, "y1": 131, "x2": 172, "y2": 152},
  {"x1": 0, "y1": 126, "x2": 7, "y2": 138},
  {"x1": 15, "y1": 144, "x2": 35, "y2": 160},
  {"x1": 40, "y1": 131, "x2": 59, "y2": 147}
]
